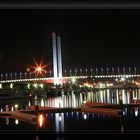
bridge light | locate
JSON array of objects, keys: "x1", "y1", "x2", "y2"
[{"x1": 10, "y1": 83, "x2": 13, "y2": 89}]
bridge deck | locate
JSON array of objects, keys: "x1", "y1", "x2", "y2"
[{"x1": 0, "y1": 74, "x2": 140, "y2": 83}]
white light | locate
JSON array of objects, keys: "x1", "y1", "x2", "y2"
[
  {"x1": 27, "y1": 84, "x2": 30, "y2": 89},
  {"x1": 15, "y1": 104, "x2": 18, "y2": 108},
  {"x1": 84, "y1": 114, "x2": 87, "y2": 120},
  {"x1": 28, "y1": 101, "x2": 31, "y2": 106},
  {"x1": 133, "y1": 96, "x2": 137, "y2": 100},
  {"x1": 11, "y1": 107, "x2": 14, "y2": 111},
  {"x1": 39, "y1": 114, "x2": 43, "y2": 127},
  {"x1": 0, "y1": 84, "x2": 2, "y2": 89},
  {"x1": 1, "y1": 108, "x2": 3, "y2": 112},
  {"x1": 10, "y1": 83, "x2": 13, "y2": 89},
  {"x1": 135, "y1": 109, "x2": 138, "y2": 117},
  {"x1": 125, "y1": 75, "x2": 129, "y2": 78},
  {"x1": 83, "y1": 100, "x2": 86, "y2": 104},
  {"x1": 15, "y1": 119, "x2": 19, "y2": 124},
  {"x1": 37, "y1": 67, "x2": 42, "y2": 72},
  {"x1": 40, "y1": 84, "x2": 44, "y2": 88},
  {"x1": 121, "y1": 77, "x2": 125, "y2": 81},
  {"x1": 72, "y1": 77, "x2": 76, "y2": 83},
  {"x1": 59, "y1": 116, "x2": 62, "y2": 122},
  {"x1": 33, "y1": 83, "x2": 38, "y2": 88},
  {"x1": 41, "y1": 99, "x2": 45, "y2": 107},
  {"x1": 115, "y1": 79, "x2": 118, "y2": 81}
]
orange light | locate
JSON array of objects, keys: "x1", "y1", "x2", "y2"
[
  {"x1": 36, "y1": 67, "x2": 42, "y2": 72},
  {"x1": 38, "y1": 114, "x2": 44, "y2": 127},
  {"x1": 29, "y1": 56, "x2": 48, "y2": 77}
]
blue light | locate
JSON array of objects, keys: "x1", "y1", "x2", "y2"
[{"x1": 92, "y1": 113, "x2": 94, "y2": 118}]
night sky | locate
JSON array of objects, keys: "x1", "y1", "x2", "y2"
[{"x1": 0, "y1": 9, "x2": 140, "y2": 73}]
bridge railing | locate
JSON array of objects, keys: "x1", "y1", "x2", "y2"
[{"x1": 0, "y1": 67, "x2": 139, "y2": 81}]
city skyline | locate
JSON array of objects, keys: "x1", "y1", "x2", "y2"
[{"x1": 0, "y1": 9, "x2": 140, "y2": 72}]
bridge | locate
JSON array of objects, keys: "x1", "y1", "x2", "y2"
[
  {"x1": 0, "y1": 74, "x2": 140, "y2": 84},
  {"x1": 0, "y1": 33, "x2": 140, "y2": 87}
]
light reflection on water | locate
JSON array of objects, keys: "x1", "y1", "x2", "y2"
[
  {"x1": 34, "y1": 89, "x2": 140, "y2": 108},
  {"x1": 0, "y1": 89, "x2": 140, "y2": 111},
  {"x1": 0, "y1": 109, "x2": 140, "y2": 132}
]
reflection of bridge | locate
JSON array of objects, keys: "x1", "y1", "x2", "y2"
[{"x1": 0, "y1": 74, "x2": 140, "y2": 84}]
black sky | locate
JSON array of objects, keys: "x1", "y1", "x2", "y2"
[{"x1": 0, "y1": 9, "x2": 140, "y2": 73}]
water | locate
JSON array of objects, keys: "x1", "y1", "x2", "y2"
[
  {"x1": 0, "y1": 88, "x2": 140, "y2": 133},
  {"x1": 0, "y1": 111, "x2": 140, "y2": 133}
]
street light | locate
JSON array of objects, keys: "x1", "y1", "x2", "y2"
[
  {"x1": 15, "y1": 72, "x2": 17, "y2": 80},
  {"x1": 101, "y1": 67, "x2": 103, "y2": 75},
  {"x1": 70, "y1": 69, "x2": 72, "y2": 76},
  {"x1": 80, "y1": 68, "x2": 82, "y2": 76},
  {"x1": 20, "y1": 72, "x2": 22, "y2": 79},
  {"x1": 30, "y1": 72, "x2": 32, "y2": 79},
  {"x1": 44, "y1": 70, "x2": 47, "y2": 78},
  {"x1": 75, "y1": 69, "x2": 77, "y2": 76},
  {"x1": 117, "y1": 67, "x2": 120, "y2": 75},
  {"x1": 112, "y1": 67, "x2": 114, "y2": 75},
  {"x1": 123, "y1": 67, "x2": 125, "y2": 75},
  {"x1": 64, "y1": 69, "x2": 67, "y2": 77},
  {"x1": 107, "y1": 67, "x2": 109, "y2": 75},
  {"x1": 0, "y1": 74, "x2": 3, "y2": 81},
  {"x1": 134, "y1": 67, "x2": 137, "y2": 75},
  {"x1": 24, "y1": 72, "x2": 27, "y2": 79},
  {"x1": 85, "y1": 68, "x2": 88, "y2": 76},
  {"x1": 128, "y1": 67, "x2": 131, "y2": 75},
  {"x1": 96, "y1": 68, "x2": 98, "y2": 75},
  {"x1": 90, "y1": 68, "x2": 93, "y2": 76},
  {"x1": 49, "y1": 70, "x2": 52, "y2": 77},
  {"x1": 10, "y1": 73, "x2": 12, "y2": 80},
  {"x1": 5, "y1": 73, "x2": 8, "y2": 80}
]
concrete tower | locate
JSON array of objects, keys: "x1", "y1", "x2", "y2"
[
  {"x1": 52, "y1": 32, "x2": 58, "y2": 84},
  {"x1": 52, "y1": 32, "x2": 63, "y2": 84},
  {"x1": 57, "y1": 36, "x2": 62, "y2": 78}
]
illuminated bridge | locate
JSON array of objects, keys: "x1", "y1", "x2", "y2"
[{"x1": 0, "y1": 74, "x2": 140, "y2": 84}]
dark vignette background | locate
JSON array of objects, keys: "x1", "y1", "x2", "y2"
[{"x1": 0, "y1": 2, "x2": 139, "y2": 74}]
